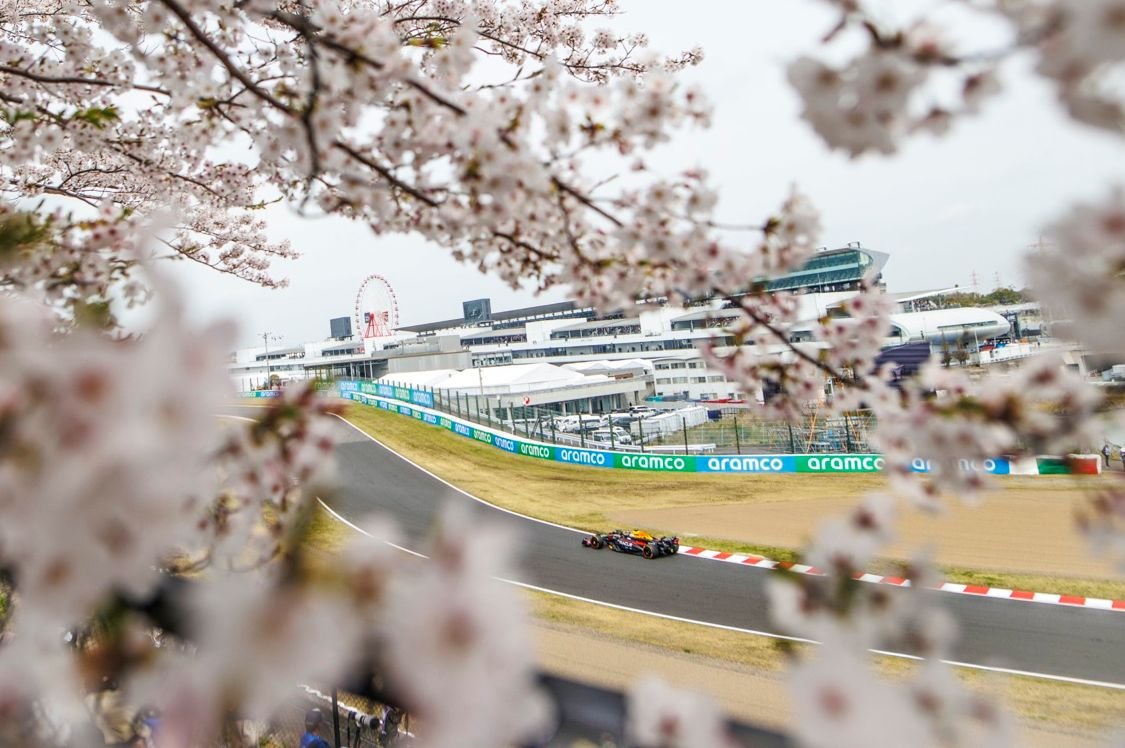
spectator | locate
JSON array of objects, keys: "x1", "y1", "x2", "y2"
[
  {"x1": 1102, "y1": 443, "x2": 1112, "y2": 467},
  {"x1": 300, "y1": 708, "x2": 331, "y2": 748},
  {"x1": 133, "y1": 709, "x2": 160, "y2": 748},
  {"x1": 1119, "y1": 445, "x2": 1125, "y2": 471},
  {"x1": 380, "y1": 706, "x2": 405, "y2": 745}
]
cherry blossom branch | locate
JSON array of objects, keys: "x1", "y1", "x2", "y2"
[
  {"x1": 269, "y1": 9, "x2": 472, "y2": 117},
  {"x1": 390, "y1": 14, "x2": 646, "y2": 77},
  {"x1": 553, "y1": 177, "x2": 623, "y2": 227},
  {"x1": 492, "y1": 230, "x2": 561, "y2": 262},
  {"x1": 0, "y1": 65, "x2": 170, "y2": 96},
  {"x1": 158, "y1": 0, "x2": 297, "y2": 115},
  {"x1": 332, "y1": 142, "x2": 438, "y2": 206},
  {"x1": 294, "y1": 0, "x2": 324, "y2": 200}
]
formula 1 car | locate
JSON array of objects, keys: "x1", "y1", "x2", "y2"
[{"x1": 581, "y1": 529, "x2": 679, "y2": 559}]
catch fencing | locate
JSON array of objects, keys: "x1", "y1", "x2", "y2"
[
  {"x1": 335, "y1": 380, "x2": 1016, "y2": 476},
  {"x1": 350, "y1": 378, "x2": 875, "y2": 456}
]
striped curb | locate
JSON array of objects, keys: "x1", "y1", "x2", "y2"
[{"x1": 675, "y1": 545, "x2": 1125, "y2": 612}]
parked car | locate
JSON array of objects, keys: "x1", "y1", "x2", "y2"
[
  {"x1": 557, "y1": 414, "x2": 605, "y2": 433},
  {"x1": 589, "y1": 427, "x2": 633, "y2": 445}
]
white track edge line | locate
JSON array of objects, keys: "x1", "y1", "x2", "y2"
[{"x1": 316, "y1": 499, "x2": 1125, "y2": 691}]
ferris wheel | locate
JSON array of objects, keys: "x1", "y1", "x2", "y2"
[{"x1": 354, "y1": 274, "x2": 400, "y2": 339}]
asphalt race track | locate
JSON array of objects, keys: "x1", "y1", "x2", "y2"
[{"x1": 241, "y1": 407, "x2": 1125, "y2": 687}]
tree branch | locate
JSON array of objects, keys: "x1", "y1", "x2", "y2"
[
  {"x1": 552, "y1": 178, "x2": 623, "y2": 228},
  {"x1": 158, "y1": 0, "x2": 296, "y2": 115},
  {"x1": 333, "y1": 142, "x2": 438, "y2": 206},
  {"x1": 0, "y1": 65, "x2": 170, "y2": 96}
]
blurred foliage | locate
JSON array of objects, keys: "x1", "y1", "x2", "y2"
[
  {"x1": 0, "y1": 210, "x2": 50, "y2": 265},
  {"x1": 935, "y1": 287, "x2": 1030, "y2": 308}
]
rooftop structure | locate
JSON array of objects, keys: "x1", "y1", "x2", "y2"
[
  {"x1": 399, "y1": 299, "x2": 586, "y2": 334},
  {"x1": 763, "y1": 244, "x2": 888, "y2": 294}
]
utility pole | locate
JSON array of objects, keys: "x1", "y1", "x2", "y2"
[
  {"x1": 477, "y1": 365, "x2": 486, "y2": 422},
  {"x1": 261, "y1": 332, "x2": 281, "y2": 388}
]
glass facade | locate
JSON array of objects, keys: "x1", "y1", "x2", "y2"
[{"x1": 765, "y1": 248, "x2": 887, "y2": 293}]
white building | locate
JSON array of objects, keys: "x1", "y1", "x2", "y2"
[{"x1": 230, "y1": 245, "x2": 1020, "y2": 402}]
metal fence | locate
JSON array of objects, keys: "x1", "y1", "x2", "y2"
[
  {"x1": 256, "y1": 676, "x2": 788, "y2": 747},
  {"x1": 645, "y1": 410, "x2": 876, "y2": 454},
  {"x1": 259, "y1": 687, "x2": 410, "y2": 748},
  {"x1": 370, "y1": 379, "x2": 876, "y2": 455}
]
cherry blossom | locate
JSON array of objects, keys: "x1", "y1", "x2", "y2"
[
  {"x1": 804, "y1": 493, "x2": 896, "y2": 574},
  {"x1": 129, "y1": 571, "x2": 363, "y2": 745},
  {"x1": 0, "y1": 1, "x2": 1121, "y2": 745},
  {"x1": 788, "y1": 50, "x2": 928, "y2": 158},
  {"x1": 789, "y1": 644, "x2": 1011, "y2": 748},
  {"x1": 1005, "y1": 0, "x2": 1125, "y2": 133},
  {"x1": 1076, "y1": 487, "x2": 1125, "y2": 571},
  {"x1": 626, "y1": 675, "x2": 739, "y2": 748},
  {"x1": 870, "y1": 355, "x2": 1103, "y2": 508},
  {"x1": 0, "y1": 293, "x2": 233, "y2": 628},
  {"x1": 1026, "y1": 186, "x2": 1125, "y2": 354},
  {"x1": 379, "y1": 504, "x2": 548, "y2": 748},
  {"x1": 788, "y1": 647, "x2": 928, "y2": 748},
  {"x1": 772, "y1": 506, "x2": 1010, "y2": 748}
]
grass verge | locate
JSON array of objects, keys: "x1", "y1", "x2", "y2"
[
  {"x1": 530, "y1": 588, "x2": 798, "y2": 673},
  {"x1": 339, "y1": 404, "x2": 1125, "y2": 600}
]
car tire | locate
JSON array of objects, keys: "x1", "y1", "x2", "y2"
[
  {"x1": 642, "y1": 545, "x2": 656, "y2": 559},
  {"x1": 588, "y1": 535, "x2": 604, "y2": 550}
]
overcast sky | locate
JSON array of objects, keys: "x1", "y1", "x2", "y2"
[{"x1": 165, "y1": 1, "x2": 1125, "y2": 349}]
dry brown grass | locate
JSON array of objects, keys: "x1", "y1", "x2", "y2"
[{"x1": 529, "y1": 589, "x2": 798, "y2": 673}]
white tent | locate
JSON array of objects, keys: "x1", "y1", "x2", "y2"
[
  {"x1": 638, "y1": 406, "x2": 709, "y2": 436},
  {"x1": 561, "y1": 358, "x2": 653, "y2": 377},
  {"x1": 382, "y1": 362, "x2": 612, "y2": 395}
]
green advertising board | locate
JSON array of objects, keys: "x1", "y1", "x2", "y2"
[
  {"x1": 795, "y1": 454, "x2": 885, "y2": 473},
  {"x1": 611, "y1": 453, "x2": 694, "y2": 472}
]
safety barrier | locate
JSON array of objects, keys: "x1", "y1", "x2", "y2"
[{"x1": 334, "y1": 382, "x2": 1038, "y2": 476}]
